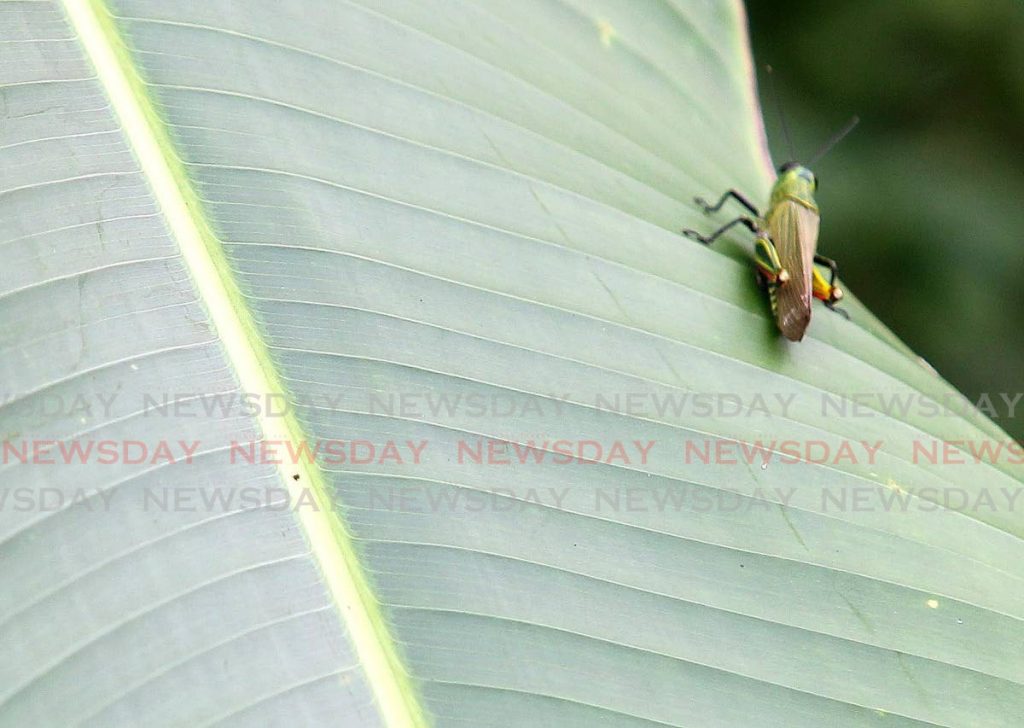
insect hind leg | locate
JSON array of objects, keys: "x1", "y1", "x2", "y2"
[
  {"x1": 754, "y1": 234, "x2": 790, "y2": 286},
  {"x1": 812, "y1": 253, "x2": 848, "y2": 317},
  {"x1": 813, "y1": 254, "x2": 840, "y2": 287},
  {"x1": 694, "y1": 189, "x2": 760, "y2": 217}
]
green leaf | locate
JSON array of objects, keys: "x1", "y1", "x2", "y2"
[{"x1": 2, "y1": 1, "x2": 1022, "y2": 727}]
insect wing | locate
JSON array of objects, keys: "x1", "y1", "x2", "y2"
[{"x1": 767, "y1": 199, "x2": 819, "y2": 341}]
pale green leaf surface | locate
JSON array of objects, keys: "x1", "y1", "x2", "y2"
[
  {"x1": 2, "y1": 0, "x2": 1023, "y2": 726},
  {"x1": 0, "y1": 1, "x2": 382, "y2": 726}
]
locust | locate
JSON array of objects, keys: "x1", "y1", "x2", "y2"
[{"x1": 683, "y1": 72, "x2": 858, "y2": 341}]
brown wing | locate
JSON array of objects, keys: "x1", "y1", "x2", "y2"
[{"x1": 766, "y1": 200, "x2": 819, "y2": 341}]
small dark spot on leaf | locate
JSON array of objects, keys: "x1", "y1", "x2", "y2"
[{"x1": 292, "y1": 474, "x2": 300, "y2": 481}]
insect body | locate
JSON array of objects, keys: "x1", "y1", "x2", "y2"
[{"x1": 682, "y1": 162, "x2": 846, "y2": 342}]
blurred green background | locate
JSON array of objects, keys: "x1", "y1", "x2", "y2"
[{"x1": 747, "y1": 0, "x2": 1024, "y2": 440}]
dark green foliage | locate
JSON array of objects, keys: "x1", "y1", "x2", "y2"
[{"x1": 749, "y1": 0, "x2": 1024, "y2": 438}]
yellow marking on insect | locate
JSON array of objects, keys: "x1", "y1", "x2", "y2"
[
  {"x1": 782, "y1": 194, "x2": 819, "y2": 213},
  {"x1": 926, "y1": 598, "x2": 940, "y2": 609},
  {"x1": 596, "y1": 18, "x2": 616, "y2": 47}
]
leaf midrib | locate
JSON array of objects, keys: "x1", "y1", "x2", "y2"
[{"x1": 58, "y1": 1, "x2": 428, "y2": 726}]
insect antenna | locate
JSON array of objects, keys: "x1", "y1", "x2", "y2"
[
  {"x1": 765, "y1": 65, "x2": 796, "y2": 162},
  {"x1": 808, "y1": 116, "x2": 860, "y2": 166}
]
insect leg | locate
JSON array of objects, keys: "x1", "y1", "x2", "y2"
[
  {"x1": 754, "y1": 234, "x2": 790, "y2": 286},
  {"x1": 813, "y1": 254, "x2": 840, "y2": 288},
  {"x1": 694, "y1": 189, "x2": 760, "y2": 217},
  {"x1": 812, "y1": 254, "x2": 849, "y2": 317},
  {"x1": 682, "y1": 216, "x2": 757, "y2": 246}
]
